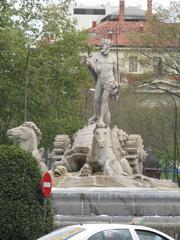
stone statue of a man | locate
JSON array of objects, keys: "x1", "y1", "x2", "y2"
[{"x1": 82, "y1": 38, "x2": 119, "y2": 127}]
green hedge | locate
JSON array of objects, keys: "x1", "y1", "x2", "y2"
[{"x1": 0, "y1": 145, "x2": 54, "y2": 240}]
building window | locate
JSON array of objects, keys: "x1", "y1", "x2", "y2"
[
  {"x1": 74, "y1": 8, "x2": 105, "y2": 15},
  {"x1": 153, "y1": 57, "x2": 162, "y2": 73},
  {"x1": 129, "y1": 56, "x2": 137, "y2": 72}
]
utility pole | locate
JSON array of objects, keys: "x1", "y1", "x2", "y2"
[
  {"x1": 170, "y1": 95, "x2": 178, "y2": 182},
  {"x1": 24, "y1": 45, "x2": 36, "y2": 122},
  {"x1": 108, "y1": 24, "x2": 120, "y2": 85}
]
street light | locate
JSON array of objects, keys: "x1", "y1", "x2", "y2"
[
  {"x1": 169, "y1": 94, "x2": 178, "y2": 182},
  {"x1": 108, "y1": 24, "x2": 120, "y2": 85},
  {"x1": 24, "y1": 44, "x2": 36, "y2": 122}
]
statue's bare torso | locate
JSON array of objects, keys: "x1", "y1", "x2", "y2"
[{"x1": 93, "y1": 53, "x2": 116, "y2": 90}]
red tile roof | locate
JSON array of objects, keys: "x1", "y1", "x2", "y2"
[
  {"x1": 88, "y1": 19, "x2": 180, "y2": 48},
  {"x1": 88, "y1": 20, "x2": 146, "y2": 46}
]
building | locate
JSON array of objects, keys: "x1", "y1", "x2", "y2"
[
  {"x1": 87, "y1": 0, "x2": 149, "y2": 46},
  {"x1": 70, "y1": 3, "x2": 117, "y2": 30},
  {"x1": 86, "y1": 0, "x2": 153, "y2": 84},
  {"x1": 87, "y1": 0, "x2": 180, "y2": 99},
  {"x1": 87, "y1": 0, "x2": 152, "y2": 81}
]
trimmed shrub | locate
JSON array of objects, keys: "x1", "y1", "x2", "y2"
[{"x1": 0, "y1": 145, "x2": 54, "y2": 240}]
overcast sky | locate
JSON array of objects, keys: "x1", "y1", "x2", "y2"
[{"x1": 75, "y1": 0, "x2": 173, "y2": 10}]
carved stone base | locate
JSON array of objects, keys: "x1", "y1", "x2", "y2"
[{"x1": 52, "y1": 174, "x2": 178, "y2": 189}]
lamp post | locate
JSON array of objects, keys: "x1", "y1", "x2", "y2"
[
  {"x1": 169, "y1": 94, "x2": 178, "y2": 182},
  {"x1": 24, "y1": 45, "x2": 36, "y2": 122},
  {"x1": 108, "y1": 24, "x2": 120, "y2": 85}
]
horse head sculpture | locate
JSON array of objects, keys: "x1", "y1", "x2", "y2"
[
  {"x1": 7, "y1": 122, "x2": 41, "y2": 152},
  {"x1": 7, "y1": 122, "x2": 47, "y2": 172},
  {"x1": 93, "y1": 125, "x2": 109, "y2": 149}
]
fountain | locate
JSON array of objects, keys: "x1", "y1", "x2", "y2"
[
  {"x1": 51, "y1": 39, "x2": 180, "y2": 236},
  {"x1": 7, "y1": 39, "x2": 180, "y2": 237}
]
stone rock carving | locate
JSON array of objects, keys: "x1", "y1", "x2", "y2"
[
  {"x1": 55, "y1": 174, "x2": 178, "y2": 188},
  {"x1": 110, "y1": 126, "x2": 133, "y2": 175},
  {"x1": 54, "y1": 124, "x2": 96, "y2": 173},
  {"x1": 79, "y1": 163, "x2": 93, "y2": 177},
  {"x1": 82, "y1": 38, "x2": 119, "y2": 128},
  {"x1": 53, "y1": 123, "x2": 146, "y2": 178},
  {"x1": 7, "y1": 122, "x2": 47, "y2": 173},
  {"x1": 116, "y1": 127, "x2": 128, "y2": 147},
  {"x1": 125, "y1": 134, "x2": 147, "y2": 174},
  {"x1": 86, "y1": 125, "x2": 127, "y2": 176},
  {"x1": 50, "y1": 134, "x2": 71, "y2": 169},
  {"x1": 53, "y1": 165, "x2": 68, "y2": 177}
]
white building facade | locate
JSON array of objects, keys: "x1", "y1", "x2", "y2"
[{"x1": 70, "y1": 3, "x2": 118, "y2": 30}]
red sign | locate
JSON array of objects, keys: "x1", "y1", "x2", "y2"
[{"x1": 41, "y1": 172, "x2": 52, "y2": 198}]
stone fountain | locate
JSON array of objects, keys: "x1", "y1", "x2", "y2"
[
  {"x1": 7, "y1": 39, "x2": 180, "y2": 237},
  {"x1": 50, "y1": 39, "x2": 180, "y2": 236}
]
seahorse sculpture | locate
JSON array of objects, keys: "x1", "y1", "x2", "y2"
[{"x1": 7, "y1": 121, "x2": 48, "y2": 173}]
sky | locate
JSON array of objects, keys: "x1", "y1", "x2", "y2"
[{"x1": 75, "y1": 0, "x2": 172, "y2": 10}]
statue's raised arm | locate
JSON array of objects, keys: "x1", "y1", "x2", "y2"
[{"x1": 81, "y1": 54, "x2": 100, "y2": 83}]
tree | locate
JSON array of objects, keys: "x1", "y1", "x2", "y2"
[
  {"x1": 123, "y1": 1, "x2": 180, "y2": 179},
  {"x1": 110, "y1": 90, "x2": 180, "y2": 179},
  {"x1": 0, "y1": 0, "x2": 14, "y2": 27},
  {"x1": 0, "y1": 0, "x2": 91, "y2": 149},
  {"x1": 0, "y1": 0, "x2": 43, "y2": 36},
  {"x1": 0, "y1": 27, "x2": 27, "y2": 142},
  {"x1": 23, "y1": 1, "x2": 91, "y2": 148},
  {"x1": 0, "y1": 145, "x2": 54, "y2": 240},
  {"x1": 128, "y1": 1, "x2": 180, "y2": 85},
  {"x1": 0, "y1": 0, "x2": 43, "y2": 142}
]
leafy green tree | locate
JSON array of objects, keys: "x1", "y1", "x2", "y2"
[
  {"x1": 0, "y1": 0, "x2": 43, "y2": 141},
  {"x1": 0, "y1": 27, "x2": 27, "y2": 142},
  {"x1": 128, "y1": 1, "x2": 180, "y2": 86},
  {"x1": 0, "y1": 145, "x2": 54, "y2": 240},
  {"x1": 1, "y1": 0, "x2": 43, "y2": 36},
  {"x1": 11, "y1": 0, "x2": 43, "y2": 36},
  {"x1": 124, "y1": 1, "x2": 180, "y2": 177},
  {"x1": 0, "y1": 0, "x2": 14, "y2": 27},
  {"x1": 0, "y1": 0, "x2": 91, "y2": 149},
  {"x1": 22, "y1": 1, "x2": 91, "y2": 148},
  {"x1": 110, "y1": 90, "x2": 180, "y2": 178}
]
